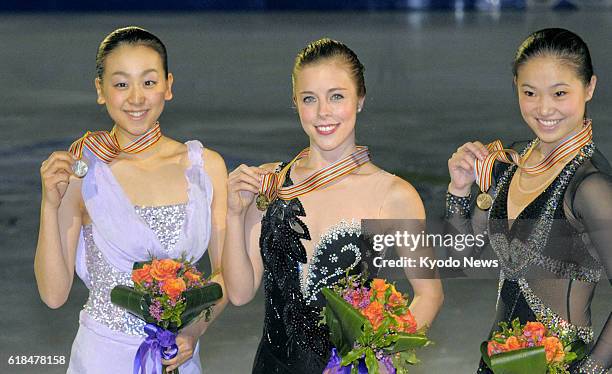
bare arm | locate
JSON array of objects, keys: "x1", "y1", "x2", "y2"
[
  {"x1": 222, "y1": 163, "x2": 276, "y2": 306},
  {"x1": 193, "y1": 148, "x2": 229, "y2": 328},
  {"x1": 34, "y1": 151, "x2": 83, "y2": 309},
  {"x1": 380, "y1": 177, "x2": 444, "y2": 329},
  {"x1": 164, "y1": 149, "x2": 230, "y2": 371}
]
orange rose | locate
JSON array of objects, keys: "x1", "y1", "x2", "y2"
[
  {"x1": 543, "y1": 336, "x2": 565, "y2": 363},
  {"x1": 503, "y1": 336, "x2": 524, "y2": 351},
  {"x1": 371, "y1": 279, "x2": 390, "y2": 301},
  {"x1": 394, "y1": 311, "x2": 417, "y2": 333},
  {"x1": 388, "y1": 289, "x2": 405, "y2": 308},
  {"x1": 523, "y1": 321, "x2": 546, "y2": 343},
  {"x1": 488, "y1": 341, "x2": 505, "y2": 356},
  {"x1": 132, "y1": 264, "x2": 153, "y2": 285},
  {"x1": 184, "y1": 271, "x2": 201, "y2": 283},
  {"x1": 162, "y1": 277, "x2": 187, "y2": 300},
  {"x1": 362, "y1": 300, "x2": 385, "y2": 330},
  {"x1": 150, "y1": 259, "x2": 181, "y2": 281}
]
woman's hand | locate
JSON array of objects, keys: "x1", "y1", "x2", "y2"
[
  {"x1": 162, "y1": 331, "x2": 197, "y2": 373},
  {"x1": 447, "y1": 141, "x2": 489, "y2": 196},
  {"x1": 40, "y1": 151, "x2": 76, "y2": 209},
  {"x1": 227, "y1": 164, "x2": 268, "y2": 216}
]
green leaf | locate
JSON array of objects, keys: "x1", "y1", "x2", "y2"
[
  {"x1": 364, "y1": 348, "x2": 379, "y2": 374},
  {"x1": 322, "y1": 288, "x2": 369, "y2": 355},
  {"x1": 340, "y1": 348, "x2": 366, "y2": 366},
  {"x1": 400, "y1": 349, "x2": 419, "y2": 365},
  {"x1": 480, "y1": 342, "x2": 547, "y2": 374},
  {"x1": 382, "y1": 333, "x2": 430, "y2": 354},
  {"x1": 566, "y1": 340, "x2": 588, "y2": 363},
  {"x1": 111, "y1": 282, "x2": 223, "y2": 333}
]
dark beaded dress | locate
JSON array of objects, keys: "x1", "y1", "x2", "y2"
[
  {"x1": 252, "y1": 166, "x2": 377, "y2": 374},
  {"x1": 446, "y1": 141, "x2": 612, "y2": 374}
]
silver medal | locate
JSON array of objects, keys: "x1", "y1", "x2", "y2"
[{"x1": 72, "y1": 159, "x2": 89, "y2": 178}]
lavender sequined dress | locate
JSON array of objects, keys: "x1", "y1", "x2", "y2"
[
  {"x1": 67, "y1": 141, "x2": 213, "y2": 374},
  {"x1": 252, "y1": 166, "x2": 375, "y2": 374}
]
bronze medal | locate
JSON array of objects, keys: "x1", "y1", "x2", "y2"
[
  {"x1": 476, "y1": 193, "x2": 493, "y2": 210},
  {"x1": 256, "y1": 193, "x2": 271, "y2": 211}
]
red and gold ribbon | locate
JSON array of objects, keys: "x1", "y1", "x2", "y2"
[
  {"x1": 68, "y1": 122, "x2": 162, "y2": 163},
  {"x1": 474, "y1": 119, "x2": 593, "y2": 194},
  {"x1": 257, "y1": 146, "x2": 370, "y2": 209}
]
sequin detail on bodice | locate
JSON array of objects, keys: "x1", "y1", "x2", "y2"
[
  {"x1": 488, "y1": 142, "x2": 598, "y2": 344},
  {"x1": 256, "y1": 166, "x2": 373, "y2": 372},
  {"x1": 488, "y1": 141, "x2": 600, "y2": 282},
  {"x1": 83, "y1": 203, "x2": 187, "y2": 336},
  {"x1": 299, "y1": 219, "x2": 362, "y2": 306}
]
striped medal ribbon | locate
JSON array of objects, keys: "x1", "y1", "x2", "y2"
[
  {"x1": 68, "y1": 122, "x2": 162, "y2": 177},
  {"x1": 256, "y1": 146, "x2": 371, "y2": 211},
  {"x1": 473, "y1": 119, "x2": 593, "y2": 210}
]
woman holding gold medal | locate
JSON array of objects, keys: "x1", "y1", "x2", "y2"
[
  {"x1": 34, "y1": 27, "x2": 228, "y2": 373},
  {"x1": 223, "y1": 38, "x2": 443, "y2": 373},
  {"x1": 446, "y1": 28, "x2": 612, "y2": 373}
]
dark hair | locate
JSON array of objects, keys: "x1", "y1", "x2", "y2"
[
  {"x1": 513, "y1": 28, "x2": 593, "y2": 85},
  {"x1": 96, "y1": 26, "x2": 168, "y2": 80},
  {"x1": 292, "y1": 38, "x2": 366, "y2": 97}
]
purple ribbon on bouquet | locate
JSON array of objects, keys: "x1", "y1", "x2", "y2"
[
  {"x1": 324, "y1": 348, "x2": 397, "y2": 374},
  {"x1": 133, "y1": 323, "x2": 179, "y2": 374},
  {"x1": 324, "y1": 348, "x2": 368, "y2": 374}
]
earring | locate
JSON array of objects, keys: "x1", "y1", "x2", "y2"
[{"x1": 357, "y1": 107, "x2": 362, "y2": 113}]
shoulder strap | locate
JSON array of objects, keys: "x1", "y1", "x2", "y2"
[{"x1": 185, "y1": 140, "x2": 204, "y2": 168}]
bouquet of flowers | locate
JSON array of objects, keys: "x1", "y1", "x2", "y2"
[
  {"x1": 111, "y1": 257, "x2": 223, "y2": 374},
  {"x1": 321, "y1": 274, "x2": 431, "y2": 374},
  {"x1": 481, "y1": 319, "x2": 587, "y2": 374}
]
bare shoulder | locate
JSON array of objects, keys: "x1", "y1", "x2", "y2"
[
  {"x1": 161, "y1": 137, "x2": 189, "y2": 156},
  {"x1": 202, "y1": 148, "x2": 227, "y2": 177},
  {"x1": 381, "y1": 174, "x2": 425, "y2": 219}
]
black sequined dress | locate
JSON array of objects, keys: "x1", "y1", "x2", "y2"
[
  {"x1": 252, "y1": 167, "x2": 376, "y2": 374},
  {"x1": 446, "y1": 141, "x2": 612, "y2": 374}
]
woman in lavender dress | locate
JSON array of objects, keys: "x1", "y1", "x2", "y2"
[{"x1": 34, "y1": 27, "x2": 227, "y2": 373}]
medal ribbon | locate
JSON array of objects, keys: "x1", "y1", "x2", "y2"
[
  {"x1": 474, "y1": 119, "x2": 593, "y2": 193},
  {"x1": 260, "y1": 146, "x2": 370, "y2": 203},
  {"x1": 68, "y1": 122, "x2": 162, "y2": 163}
]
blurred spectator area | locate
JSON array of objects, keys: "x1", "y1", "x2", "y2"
[{"x1": 2, "y1": 0, "x2": 612, "y2": 12}]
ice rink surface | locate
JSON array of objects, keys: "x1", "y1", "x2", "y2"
[{"x1": 0, "y1": 10, "x2": 610, "y2": 373}]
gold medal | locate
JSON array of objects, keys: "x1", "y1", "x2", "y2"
[
  {"x1": 477, "y1": 193, "x2": 493, "y2": 210},
  {"x1": 256, "y1": 193, "x2": 271, "y2": 211}
]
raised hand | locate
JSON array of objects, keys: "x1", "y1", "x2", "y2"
[
  {"x1": 40, "y1": 151, "x2": 76, "y2": 209},
  {"x1": 447, "y1": 141, "x2": 489, "y2": 196},
  {"x1": 227, "y1": 164, "x2": 269, "y2": 216}
]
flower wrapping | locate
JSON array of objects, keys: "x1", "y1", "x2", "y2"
[
  {"x1": 321, "y1": 275, "x2": 431, "y2": 374},
  {"x1": 480, "y1": 319, "x2": 587, "y2": 374},
  {"x1": 111, "y1": 258, "x2": 223, "y2": 374}
]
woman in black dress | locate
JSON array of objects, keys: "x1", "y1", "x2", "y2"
[
  {"x1": 446, "y1": 28, "x2": 611, "y2": 373},
  {"x1": 223, "y1": 38, "x2": 444, "y2": 373}
]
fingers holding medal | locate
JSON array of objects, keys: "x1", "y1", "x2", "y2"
[
  {"x1": 228, "y1": 164, "x2": 270, "y2": 215},
  {"x1": 40, "y1": 151, "x2": 79, "y2": 208},
  {"x1": 448, "y1": 141, "x2": 489, "y2": 196}
]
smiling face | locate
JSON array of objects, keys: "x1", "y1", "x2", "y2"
[
  {"x1": 293, "y1": 58, "x2": 365, "y2": 153},
  {"x1": 95, "y1": 44, "x2": 173, "y2": 141},
  {"x1": 516, "y1": 55, "x2": 596, "y2": 151}
]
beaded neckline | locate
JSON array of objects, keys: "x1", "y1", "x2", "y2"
[{"x1": 488, "y1": 140, "x2": 599, "y2": 282}]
